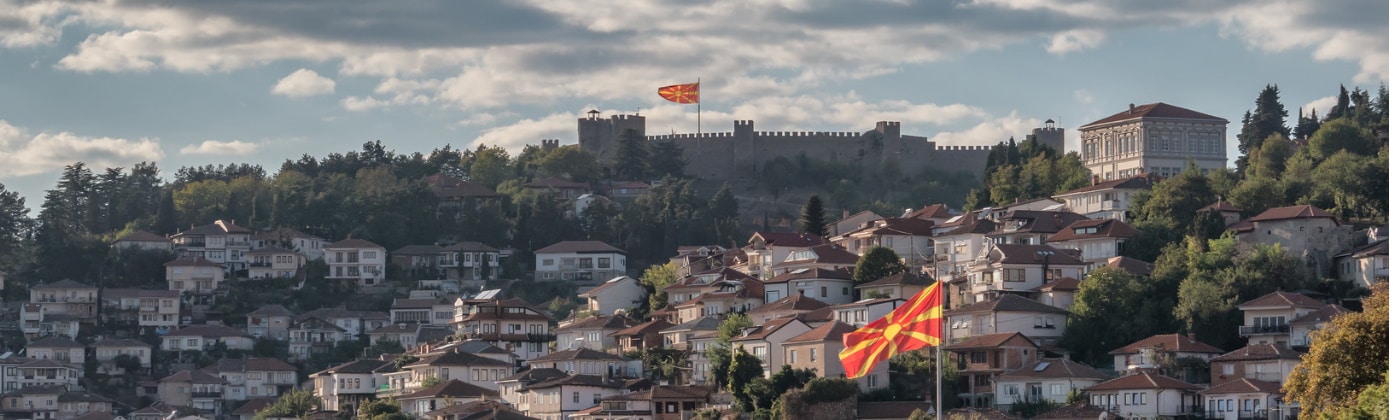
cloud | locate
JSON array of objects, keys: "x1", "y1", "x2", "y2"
[
  {"x1": 1046, "y1": 29, "x2": 1105, "y2": 54},
  {"x1": 1073, "y1": 89, "x2": 1094, "y2": 104},
  {"x1": 469, "y1": 112, "x2": 578, "y2": 153},
  {"x1": 0, "y1": 119, "x2": 164, "y2": 177},
  {"x1": 178, "y1": 140, "x2": 259, "y2": 156},
  {"x1": 271, "y1": 68, "x2": 336, "y2": 97},
  {"x1": 1301, "y1": 96, "x2": 1337, "y2": 116},
  {"x1": 929, "y1": 111, "x2": 1042, "y2": 147}
]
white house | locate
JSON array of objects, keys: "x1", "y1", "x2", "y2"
[
  {"x1": 742, "y1": 232, "x2": 826, "y2": 280},
  {"x1": 578, "y1": 277, "x2": 646, "y2": 316},
  {"x1": 1335, "y1": 238, "x2": 1388, "y2": 288},
  {"x1": 729, "y1": 317, "x2": 812, "y2": 377},
  {"x1": 1209, "y1": 344, "x2": 1301, "y2": 389},
  {"x1": 1050, "y1": 174, "x2": 1158, "y2": 222},
  {"x1": 957, "y1": 244, "x2": 1086, "y2": 308},
  {"x1": 309, "y1": 359, "x2": 392, "y2": 413},
  {"x1": 245, "y1": 246, "x2": 304, "y2": 280},
  {"x1": 113, "y1": 231, "x2": 173, "y2": 252},
  {"x1": 760, "y1": 268, "x2": 855, "y2": 306},
  {"x1": 534, "y1": 241, "x2": 627, "y2": 286},
  {"x1": 398, "y1": 379, "x2": 501, "y2": 418},
  {"x1": 829, "y1": 218, "x2": 937, "y2": 270},
  {"x1": 1109, "y1": 334, "x2": 1223, "y2": 376},
  {"x1": 829, "y1": 298, "x2": 903, "y2": 329},
  {"x1": 517, "y1": 374, "x2": 631, "y2": 420},
  {"x1": 1236, "y1": 291, "x2": 1325, "y2": 346},
  {"x1": 212, "y1": 357, "x2": 299, "y2": 401},
  {"x1": 1083, "y1": 370, "x2": 1202, "y2": 419},
  {"x1": 26, "y1": 337, "x2": 85, "y2": 365},
  {"x1": 930, "y1": 216, "x2": 998, "y2": 283},
  {"x1": 945, "y1": 295, "x2": 1069, "y2": 349},
  {"x1": 1045, "y1": 218, "x2": 1140, "y2": 271},
  {"x1": 1288, "y1": 304, "x2": 1350, "y2": 348},
  {"x1": 1201, "y1": 378, "x2": 1288, "y2": 420},
  {"x1": 324, "y1": 238, "x2": 387, "y2": 286},
  {"x1": 251, "y1": 227, "x2": 325, "y2": 260},
  {"x1": 985, "y1": 210, "x2": 1088, "y2": 246},
  {"x1": 555, "y1": 315, "x2": 635, "y2": 352},
  {"x1": 992, "y1": 358, "x2": 1109, "y2": 408},
  {"x1": 171, "y1": 220, "x2": 254, "y2": 273},
  {"x1": 90, "y1": 338, "x2": 153, "y2": 375},
  {"x1": 161, "y1": 325, "x2": 256, "y2": 351},
  {"x1": 165, "y1": 256, "x2": 225, "y2": 296}
]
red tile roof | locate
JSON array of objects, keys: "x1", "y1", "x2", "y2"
[
  {"x1": 1237, "y1": 291, "x2": 1324, "y2": 310},
  {"x1": 324, "y1": 238, "x2": 383, "y2": 249},
  {"x1": 1054, "y1": 174, "x2": 1159, "y2": 196},
  {"x1": 1247, "y1": 204, "x2": 1337, "y2": 223},
  {"x1": 1104, "y1": 256, "x2": 1154, "y2": 277},
  {"x1": 763, "y1": 267, "x2": 854, "y2": 284},
  {"x1": 1109, "y1": 334, "x2": 1223, "y2": 355},
  {"x1": 1290, "y1": 304, "x2": 1350, "y2": 325},
  {"x1": 905, "y1": 204, "x2": 955, "y2": 220},
  {"x1": 397, "y1": 379, "x2": 499, "y2": 400},
  {"x1": 530, "y1": 348, "x2": 625, "y2": 363},
  {"x1": 1037, "y1": 277, "x2": 1080, "y2": 292},
  {"x1": 946, "y1": 295, "x2": 1068, "y2": 316},
  {"x1": 174, "y1": 220, "x2": 253, "y2": 236},
  {"x1": 783, "y1": 320, "x2": 855, "y2": 344},
  {"x1": 731, "y1": 317, "x2": 808, "y2": 342},
  {"x1": 115, "y1": 230, "x2": 168, "y2": 243},
  {"x1": 1082, "y1": 370, "x2": 1202, "y2": 391},
  {"x1": 993, "y1": 211, "x2": 1090, "y2": 236},
  {"x1": 609, "y1": 319, "x2": 676, "y2": 337},
  {"x1": 535, "y1": 240, "x2": 625, "y2": 254},
  {"x1": 163, "y1": 256, "x2": 223, "y2": 267},
  {"x1": 944, "y1": 332, "x2": 1036, "y2": 350},
  {"x1": 858, "y1": 273, "x2": 933, "y2": 289},
  {"x1": 775, "y1": 243, "x2": 859, "y2": 266},
  {"x1": 1200, "y1": 377, "x2": 1283, "y2": 395},
  {"x1": 1198, "y1": 201, "x2": 1243, "y2": 213},
  {"x1": 1081, "y1": 102, "x2": 1228, "y2": 128},
  {"x1": 748, "y1": 294, "x2": 830, "y2": 315},
  {"x1": 557, "y1": 314, "x2": 635, "y2": 332},
  {"x1": 580, "y1": 276, "x2": 640, "y2": 296},
  {"x1": 998, "y1": 358, "x2": 1108, "y2": 381},
  {"x1": 750, "y1": 232, "x2": 825, "y2": 248},
  {"x1": 1212, "y1": 343, "x2": 1301, "y2": 362},
  {"x1": 988, "y1": 244, "x2": 1084, "y2": 265},
  {"x1": 1046, "y1": 219, "x2": 1141, "y2": 242}
]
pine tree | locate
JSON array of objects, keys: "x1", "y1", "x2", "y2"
[
  {"x1": 612, "y1": 128, "x2": 649, "y2": 180},
  {"x1": 1326, "y1": 84, "x2": 1351, "y2": 121},
  {"x1": 799, "y1": 195, "x2": 826, "y2": 236},
  {"x1": 1294, "y1": 107, "x2": 1321, "y2": 140},
  {"x1": 1237, "y1": 85, "x2": 1290, "y2": 160}
]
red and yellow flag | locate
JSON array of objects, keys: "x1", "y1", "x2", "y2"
[
  {"x1": 658, "y1": 83, "x2": 699, "y2": 104},
  {"x1": 839, "y1": 281, "x2": 943, "y2": 378}
]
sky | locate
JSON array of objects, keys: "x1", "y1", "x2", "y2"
[{"x1": 0, "y1": 0, "x2": 1390, "y2": 212}]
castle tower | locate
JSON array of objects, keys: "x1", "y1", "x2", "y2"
[
  {"x1": 1029, "y1": 119, "x2": 1066, "y2": 155},
  {"x1": 577, "y1": 110, "x2": 645, "y2": 163},
  {"x1": 541, "y1": 139, "x2": 560, "y2": 153},
  {"x1": 875, "y1": 121, "x2": 902, "y2": 165},
  {"x1": 732, "y1": 120, "x2": 756, "y2": 178}
]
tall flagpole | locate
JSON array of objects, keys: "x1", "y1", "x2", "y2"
[
  {"x1": 696, "y1": 77, "x2": 701, "y2": 134},
  {"x1": 935, "y1": 279, "x2": 944, "y2": 420}
]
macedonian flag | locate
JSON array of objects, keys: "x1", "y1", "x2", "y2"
[
  {"x1": 839, "y1": 281, "x2": 943, "y2": 378},
  {"x1": 658, "y1": 83, "x2": 699, "y2": 104}
]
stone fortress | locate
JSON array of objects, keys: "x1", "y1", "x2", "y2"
[{"x1": 574, "y1": 110, "x2": 1065, "y2": 181}]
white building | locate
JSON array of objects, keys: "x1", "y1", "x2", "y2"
[
  {"x1": 760, "y1": 268, "x2": 856, "y2": 306},
  {"x1": 578, "y1": 277, "x2": 646, "y2": 316},
  {"x1": 251, "y1": 227, "x2": 325, "y2": 261},
  {"x1": 324, "y1": 239, "x2": 387, "y2": 287},
  {"x1": 992, "y1": 358, "x2": 1109, "y2": 408},
  {"x1": 1050, "y1": 175, "x2": 1158, "y2": 222},
  {"x1": 729, "y1": 317, "x2": 812, "y2": 377},
  {"x1": 1335, "y1": 238, "x2": 1388, "y2": 288},
  {"x1": 309, "y1": 359, "x2": 392, "y2": 414},
  {"x1": 1083, "y1": 370, "x2": 1202, "y2": 419},
  {"x1": 171, "y1": 220, "x2": 253, "y2": 274},
  {"x1": 534, "y1": 241, "x2": 627, "y2": 286},
  {"x1": 161, "y1": 325, "x2": 256, "y2": 352},
  {"x1": 1078, "y1": 102, "x2": 1228, "y2": 181},
  {"x1": 1046, "y1": 218, "x2": 1140, "y2": 271},
  {"x1": 245, "y1": 247, "x2": 304, "y2": 280}
]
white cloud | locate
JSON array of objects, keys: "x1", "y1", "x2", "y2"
[
  {"x1": 1073, "y1": 89, "x2": 1094, "y2": 104},
  {"x1": 929, "y1": 111, "x2": 1041, "y2": 147},
  {"x1": 469, "y1": 113, "x2": 579, "y2": 153},
  {"x1": 1046, "y1": 29, "x2": 1105, "y2": 54},
  {"x1": 0, "y1": 119, "x2": 164, "y2": 177},
  {"x1": 1301, "y1": 95, "x2": 1337, "y2": 116},
  {"x1": 178, "y1": 140, "x2": 259, "y2": 156},
  {"x1": 271, "y1": 68, "x2": 336, "y2": 97}
]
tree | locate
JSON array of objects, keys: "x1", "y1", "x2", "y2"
[
  {"x1": 1244, "y1": 133, "x2": 1293, "y2": 180},
  {"x1": 729, "y1": 348, "x2": 765, "y2": 411},
  {"x1": 538, "y1": 145, "x2": 599, "y2": 183},
  {"x1": 1062, "y1": 267, "x2": 1175, "y2": 364},
  {"x1": 718, "y1": 313, "x2": 754, "y2": 343},
  {"x1": 639, "y1": 263, "x2": 678, "y2": 313},
  {"x1": 1128, "y1": 161, "x2": 1213, "y2": 235},
  {"x1": 468, "y1": 145, "x2": 513, "y2": 189},
  {"x1": 1284, "y1": 284, "x2": 1387, "y2": 418},
  {"x1": 0, "y1": 182, "x2": 29, "y2": 259},
  {"x1": 357, "y1": 399, "x2": 411, "y2": 420},
  {"x1": 1236, "y1": 84, "x2": 1290, "y2": 167},
  {"x1": 708, "y1": 183, "x2": 740, "y2": 244},
  {"x1": 852, "y1": 246, "x2": 906, "y2": 284},
  {"x1": 1309, "y1": 118, "x2": 1378, "y2": 159},
  {"x1": 799, "y1": 195, "x2": 826, "y2": 236},
  {"x1": 255, "y1": 389, "x2": 319, "y2": 420},
  {"x1": 612, "y1": 129, "x2": 650, "y2": 180},
  {"x1": 647, "y1": 138, "x2": 689, "y2": 179},
  {"x1": 1294, "y1": 107, "x2": 1322, "y2": 140},
  {"x1": 1326, "y1": 84, "x2": 1351, "y2": 121}
]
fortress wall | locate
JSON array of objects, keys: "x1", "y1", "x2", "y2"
[
  {"x1": 929, "y1": 145, "x2": 994, "y2": 179},
  {"x1": 652, "y1": 133, "x2": 738, "y2": 180},
  {"x1": 749, "y1": 131, "x2": 872, "y2": 171}
]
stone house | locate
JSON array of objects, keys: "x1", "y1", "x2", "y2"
[{"x1": 1334, "y1": 238, "x2": 1388, "y2": 288}]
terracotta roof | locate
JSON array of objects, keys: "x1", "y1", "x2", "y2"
[
  {"x1": 1054, "y1": 174, "x2": 1159, "y2": 196},
  {"x1": 425, "y1": 174, "x2": 501, "y2": 198},
  {"x1": 732, "y1": 317, "x2": 808, "y2": 342},
  {"x1": 410, "y1": 351, "x2": 513, "y2": 368},
  {"x1": 91, "y1": 338, "x2": 152, "y2": 348},
  {"x1": 115, "y1": 230, "x2": 169, "y2": 243},
  {"x1": 521, "y1": 374, "x2": 627, "y2": 390},
  {"x1": 1104, "y1": 256, "x2": 1154, "y2": 277},
  {"x1": 443, "y1": 241, "x2": 498, "y2": 253},
  {"x1": 998, "y1": 358, "x2": 1109, "y2": 381},
  {"x1": 763, "y1": 267, "x2": 853, "y2": 284},
  {"x1": 906, "y1": 204, "x2": 955, "y2": 220},
  {"x1": 798, "y1": 306, "x2": 834, "y2": 322},
  {"x1": 1237, "y1": 291, "x2": 1324, "y2": 310},
  {"x1": 166, "y1": 324, "x2": 251, "y2": 339},
  {"x1": 1290, "y1": 304, "x2": 1351, "y2": 325},
  {"x1": 829, "y1": 297, "x2": 903, "y2": 310},
  {"x1": 324, "y1": 238, "x2": 383, "y2": 249},
  {"x1": 1082, "y1": 370, "x2": 1202, "y2": 392},
  {"x1": 501, "y1": 367, "x2": 567, "y2": 383},
  {"x1": 1200, "y1": 377, "x2": 1283, "y2": 395},
  {"x1": 784, "y1": 320, "x2": 855, "y2": 344},
  {"x1": 535, "y1": 240, "x2": 625, "y2": 254},
  {"x1": 174, "y1": 220, "x2": 252, "y2": 236},
  {"x1": 851, "y1": 217, "x2": 940, "y2": 237},
  {"x1": 397, "y1": 379, "x2": 500, "y2": 400},
  {"x1": 529, "y1": 348, "x2": 625, "y2": 363},
  {"x1": 1109, "y1": 334, "x2": 1223, "y2": 355},
  {"x1": 1248, "y1": 204, "x2": 1338, "y2": 223},
  {"x1": 1198, "y1": 201, "x2": 1243, "y2": 213},
  {"x1": 27, "y1": 336, "x2": 83, "y2": 348},
  {"x1": 774, "y1": 244, "x2": 859, "y2": 267},
  {"x1": 988, "y1": 244, "x2": 1084, "y2": 265},
  {"x1": 248, "y1": 304, "x2": 294, "y2": 317},
  {"x1": 750, "y1": 232, "x2": 825, "y2": 248},
  {"x1": 748, "y1": 294, "x2": 830, "y2": 314},
  {"x1": 392, "y1": 298, "x2": 440, "y2": 310},
  {"x1": 160, "y1": 369, "x2": 226, "y2": 384},
  {"x1": 423, "y1": 401, "x2": 535, "y2": 420},
  {"x1": 1081, "y1": 102, "x2": 1228, "y2": 128},
  {"x1": 557, "y1": 314, "x2": 635, "y2": 332},
  {"x1": 1037, "y1": 277, "x2": 1080, "y2": 292},
  {"x1": 313, "y1": 359, "x2": 393, "y2": 376},
  {"x1": 945, "y1": 295, "x2": 1069, "y2": 316},
  {"x1": 1046, "y1": 219, "x2": 1141, "y2": 242},
  {"x1": 659, "y1": 316, "x2": 722, "y2": 334},
  {"x1": 580, "y1": 276, "x2": 639, "y2": 297},
  {"x1": 1343, "y1": 239, "x2": 1389, "y2": 258},
  {"x1": 856, "y1": 401, "x2": 931, "y2": 419},
  {"x1": 164, "y1": 255, "x2": 223, "y2": 268},
  {"x1": 992, "y1": 211, "x2": 1089, "y2": 236},
  {"x1": 944, "y1": 332, "x2": 1036, "y2": 350},
  {"x1": 1212, "y1": 343, "x2": 1302, "y2": 362},
  {"x1": 215, "y1": 357, "x2": 297, "y2": 373},
  {"x1": 391, "y1": 244, "x2": 442, "y2": 255},
  {"x1": 33, "y1": 279, "x2": 95, "y2": 289},
  {"x1": 609, "y1": 319, "x2": 675, "y2": 337},
  {"x1": 70, "y1": 412, "x2": 116, "y2": 420},
  {"x1": 858, "y1": 273, "x2": 933, "y2": 289},
  {"x1": 1032, "y1": 401, "x2": 1122, "y2": 420},
  {"x1": 18, "y1": 359, "x2": 71, "y2": 369},
  {"x1": 232, "y1": 398, "x2": 277, "y2": 416}
]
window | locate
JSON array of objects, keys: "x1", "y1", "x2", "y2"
[
  {"x1": 578, "y1": 258, "x2": 594, "y2": 269},
  {"x1": 1004, "y1": 269, "x2": 1026, "y2": 282},
  {"x1": 363, "y1": 251, "x2": 377, "y2": 259},
  {"x1": 810, "y1": 348, "x2": 816, "y2": 362},
  {"x1": 790, "y1": 350, "x2": 797, "y2": 364},
  {"x1": 970, "y1": 351, "x2": 987, "y2": 364},
  {"x1": 543, "y1": 259, "x2": 554, "y2": 267},
  {"x1": 1004, "y1": 385, "x2": 1019, "y2": 396},
  {"x1": 572, "y1": 392, "x2": 579, "y2": 403},
  {"x1": 598, "y1": 258, "x2": 610, "y2": 269},
  {"x1": 821, "y1": 287, "x2": 827, "y2": 298},
  {"x1": 842, "y1": 287, "x2": 848, "y2": 296},
  {"x1": 1049, "y1": 384, "x2": 1064, "y2": 395},
  {"x1": 867, "y1": 374, "x2": 878, "y2": 388}
]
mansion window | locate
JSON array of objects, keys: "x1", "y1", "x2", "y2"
[{"x1": 1003, "y1": 269, "x2": 1026, "y2": 282}]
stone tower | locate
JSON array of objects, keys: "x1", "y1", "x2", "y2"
[
  {"x1": 577, "y1": 110, "x2": 646, "y2": 163},
  {"x1": 1029, "y1": 119, "x2": 1065, "y2": 155},
  {"x1": 732, "y1": 120, "x2": 756, "y2": 177}
]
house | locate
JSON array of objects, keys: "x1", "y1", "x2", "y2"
[
  {"x1": 991, "y1": 358, "x2": 1109, "y2": 408},
  {"x1": 527, "y1": 348, "x2": 628, "y2": 378},
  {"x1": 761, "y1": 267, "x2": 855, "y2": 306},
  {"x1": 609, "y1": 319, "x2": 674, "y2": 356},
  {"x1": 1082, "y1": 369, "x2": 1202, "y2": 419},
  {"x1": 931, "y1": 215, "x2": 999, "y2": 282},
  {"x1": 745, "y1": 294, "x2": 829, "y2": 324},
  {"x1": 1109, "y1": 334, "x2": 1223, "y2": 377},
  {"x1": 955, "y1": 244, "x2": 1085, "y2": 309},
  {"x1": 232, "y1": 398, "x2": 277, "y2": 420},
  {"x1": 985, "y1": 211, "x2": 1087, "y2": 247},
  {"x1": 211, "y1": 357, "x2": 299, "y2": 401},
  {"x1": 534, "y1": 241, "x2": 627, "y2": 286},
  {"x1": 251, "y1": 227, "x2": 325, "y2": 261},
  {"x1": 669, "y1": 245, "x2": 727, "y2": 279},
  {"x1": 452, "y1": 298, "x2": 555, "y2": 363},
  {"x1": 385, "y1": 350, "x2": 514, "y2": 395},
  {"x1": 658, "y1": 316, "x2": 720, "y2": 353},
  {"x1": 367, "y1": 323, "x2": 449, "y2": 350},
  {"x1": 1103, "y1": 256, "x2": 1154, "y2": 277},
  {"x1": 5, "y1": 358, "x2": 82, "y2": 390},
  {"x1": 391, "y1": 245, "x2": 446, "y2": 279},
  {"x1": 390, "y1": 296, "x2": 457, "y2": 326},
  {"x1": 662, "y1": 267, "x2": 758, "y2": 307},
  {"x1": 1197, "y1": 201, "x2": 1244, "y2": 226},
  {"x1": 1031, "y1": 401, "x2": 1121, "y2": 420},
  {"x1": 1288, "y1": 304, "x2": 1350, "y2": 348},
  {"x1": 158, "y1": 370, "x2": 226, "y2": 413},
  {"x1": 498, "y1": 368, "x2": 568, "y2": 415},
  {"x1": 853, "y1": 273, "x2": 932, "y2": 300},
  {"x1": 423, "y1": 400, "x2": 534, "y2": 420},
  {"x1": 579, "y1": 277, "x2": 646, "y2": 317},
  {"x1": 574, "y1": 385, "x2": 711, "y2": 420},
  {"x1": 1078, "y1": 102, "x2": 1229, "y2": 181},
  {"x1": 671, "y1": 279, "x2": 765, "y2": 324},
  {"x1": 398, "y1": 380, "x2": 501, "y2": 418},
  {"x1": 171, "y1": 220, "x2": 254, "y2": 273},
  {"x1": 246, "y1": 304, "x2": 294, "y2": 341},
  {"x1": 1200, "y1": 378, "x2": 1292, "y2": 420},
  {"x1": 324, "y1": 238, "x2": 387, "y2": 286},
  {"x1": 101, "y1": 288, "x2": 181, "y2": 331},
  {"x1": 742, "y1": 232, "x2": 825, "y2": 280},
  {"x1": 161, "y1": 325, "x2": 256, "y2": 351},
  {"x1": 1046, "y1": 219, "x2": 1140, "y2": 270},
  {"x1": 903, "y1": 203, "x2": 957, "y2": 224},
  {"x1": 517, "y1": 374, "x2": 632, "y2": 420},
  {"x1": 440, "y1": 242, "x2": 502, "y2": 282},
  {"x1": 829, "y1": 218, "x2": 938, "y2": 269},
  {"x1": 729, "y1": 317, "x2": 812, "y2": 377},
  {"x1": 829, "y1": 298, "x2": 902, "y2": 329},
  {"x1": 944, "y1": 332, "x2": 1039, "y2": 408},
  {"x1": 90, "y1": 338, "x2": 153, "y2": 375},
  {"x1": 1235, "y1": 291, "x2": 1325, "y2": 346},
  {"x1": 946, "y1": 295, "x2": 1068, "y2": 350},
  {"x1": 1, "y1": 386, "x2": 114, "y2": 420},
  {"x1": 1034, "y1": 278, "x2": 1079, "y2": 310},
  {"x1": 290, "y1": 308, "x2": 385, "y2": 360},
  {"x1": 1334, "y1": 238, "x2": 1388, "y2": 288},
  {"x1": 309, "y1": 359, "x2": 393, "y2": 414},
  {"x1": 523, "y1": 177, "x2": 592, "y2": 200},
  {"x1": 113, "y1": 230, "x2": 173, "y2": 252},
  {"x1": 426, "y1": 174, "x2": 502, "y2": 217},
  {"x1": 1051, "y1": 174, "x2": 1159, "y2": 222},
  {"x1": 1229, "y1": 205, "x2": 1355, "y2": 278},
  {"x1": 245, "y1": 246, "x2": 304, "y2": 280},
  {"x1": 165, "y1": 256, "x2": 225, "y2": 300},
  {"x1": 780, "y1": 321, "x2": 890, "y2": 392},
  {"x1": 56, "y1": 391, "x2": 116, "y2": 420},
  {"x1": 25, "y1": 337, "x2": 85, "y2": 365},
  {"x1": 603, "y1": 181, "x2": 652, "y2": 200},
  {"x1": 1208, "y1": 344, "x2": 1301, "y2": 388},
  {"x1": 30, "y1": 280, "x2": 99, "y2": 322},
  {"x1": 825, "y1": 210, "x2": 885, "y2": 238}
]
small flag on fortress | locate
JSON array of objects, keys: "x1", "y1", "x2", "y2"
[{"x1": 658, "y1": 83, "x2": 699, "y2": 104}]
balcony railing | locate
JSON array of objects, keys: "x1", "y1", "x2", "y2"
[
  {"x1": 1242, "y1": 371, "x2": 1283, "y2": 382},
  {"x1": 249, "y1": 262, "x2": 272, "y2": 268},
  {"x1": 1239, "y1": 325, "x2": 1290, "y2": 336},
  {"x1": 191, "y1": 391, "x2": 222, "y2": 398}
]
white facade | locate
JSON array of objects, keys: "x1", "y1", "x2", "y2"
[
  {"x1": 579, "y1": 277, "x2": 646, "y2": 316},
  {"x1": 325, "y1": 240, "x2": 387, "y2": 286}
]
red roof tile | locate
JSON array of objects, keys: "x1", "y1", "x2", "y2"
[
  {"x1": 763, "y1": 267, "x2": 853, "y2": 284},
  {"x1": 609, "y1": 319, "x2": 675, "y2": 337},
  {"x1": 1046, "y1": 219, "x2": 1140, "y2": 242},
  {"x1": 1290, "y1": 304, "x2": 1350, "y2": 325},
  {"x1": 1104, "y1": 256, "x2": 1154, "y2": 277},
  {"x1": 1109, "y1": 334, "x2": 1223, "y2": 355},
  {"x1": 1212, "y1": 343, "x2": 1301, "y2": 362},
  {"x1": 1237, "y1": 291, "x2": 1324, "y2": 310},
  {"x1": 1247, "y1": 204, "x2": 1337, "y2": 223},
  {"x1": 749, "y1": 294, "x2": 830, "y2": 315},
  {"x1": 1082, "y1": 371, "x2": 1202, "y2": 391},
  {"x1": 324, "y1": 238, "x2": 383, "y2": 249},
  {"x1": 1037, "y1": 277, "x2": 1080, "y2": 292},
  {"x1": 998, "y1": 358, "x2": 1108, "y2": 381},
  {"x1": 750, "y1": 232, "x2": 825, "y2": 248},
  {"x1": 535, "y1": 240, "x2": 625, "y2": 254},
  {"x1": 946, "y1": 295, "x2": 1068, "y2": 315},
  {"x1": 945, "y1": 332, "x2": 1036, "y2": 350},
  {"x1": 731, "y1": 317, "x2": 808, "y2": 342},
  {"x1": 1081, "y1": 102, "x2": 1227, "y2": 128},
  {"x1": 905, "y1": 204, "x2": 955, "y2": 220},
  {"x1": 783, "y1": 320, "x2": 855, "y2": 344},
  {"x1": 397, "y1": 379, "x2": 499, "y2": 400},
  {"x1": 1200, "y1": 378, "x2": 1283, "y2": 395}
]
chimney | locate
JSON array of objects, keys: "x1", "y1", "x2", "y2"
[{"x1": 1129, "y1": 103, "x2": 1136, "y2": 113}]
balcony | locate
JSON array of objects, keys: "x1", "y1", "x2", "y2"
[
  {"x1": 249, "y1": 262, "x2": 272, "y2": 268},
  {"x1": 1242, "y1": 371, "x2": 1283, "y2": 382},
  {"x1": 1239, "y1": 325, "x2": 1290, "y2": 337}
]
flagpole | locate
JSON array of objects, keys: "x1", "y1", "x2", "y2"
[
  {"x1": 696, "y1": 77, "x2": 701, "y2": 134},
  {"x1": 935, "y1": 279, "x2": 944, "y2": 420}
]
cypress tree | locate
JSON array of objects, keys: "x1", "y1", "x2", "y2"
[{"x1": 799, "y1": 195, "x2": 826, "y2": 237}]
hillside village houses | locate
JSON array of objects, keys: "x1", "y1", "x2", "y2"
[
  {"x1": 533, "y1": 241, "x2": 627, "y2": 287},
  {"x1": 324, "y1": 238, "x2": 387, "y2": 287}
]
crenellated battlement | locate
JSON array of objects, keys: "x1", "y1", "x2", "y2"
[
  {"x1": 934, "y1": 145, "x2": 994, "y2": 151},
  {"x1": 647, "y1": 132, "x2": 736, "y2": 140}
]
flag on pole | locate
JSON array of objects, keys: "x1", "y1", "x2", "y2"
[
  {"x1": 839, "y1": 281, "x2": 944, "y2": 378},
  {"x1": 658, "y1": 83, "x2": 699, "y2": 104}
]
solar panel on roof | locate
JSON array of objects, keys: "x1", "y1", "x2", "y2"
[{"x1": 1033, "y1": 362, "x2": 1051, "y2": 372}]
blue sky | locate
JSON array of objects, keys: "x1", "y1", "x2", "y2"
[{"x1": 0, "y1": 0, "x2": 1389, "y2": 211}]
